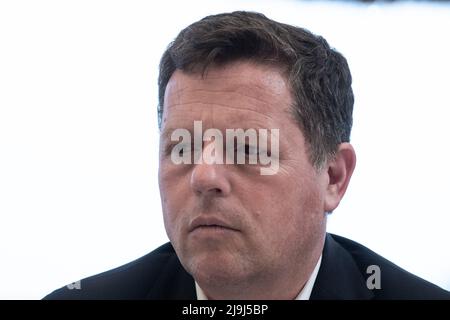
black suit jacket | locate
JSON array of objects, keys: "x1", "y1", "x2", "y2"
[{"x1": 44, "y1": 233, "x2": 450, "y2": 299}]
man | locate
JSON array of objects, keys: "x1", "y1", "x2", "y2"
[{"x1": 45, "y1": 11, "x2": 449, "y2": 300}]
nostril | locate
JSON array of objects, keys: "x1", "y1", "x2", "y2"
[{"x1": 194, "y1": 187, "x2": 223, "y2": 196}]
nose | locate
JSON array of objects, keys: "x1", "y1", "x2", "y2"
[{"x1": 190, "y1": 143, "x2": 231, "y2": 197}]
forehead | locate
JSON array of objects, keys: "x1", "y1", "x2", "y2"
[{"x1": 161, "y1": 61, "x2": 294, "y2": 130}]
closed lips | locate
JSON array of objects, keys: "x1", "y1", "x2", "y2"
[{"x1": 189, "y1": 216, "x2": 239, "y2": 232}]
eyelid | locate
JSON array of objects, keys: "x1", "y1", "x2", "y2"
[{"x1": 233, "y1": 143, "x2": 263, "y2": 156}]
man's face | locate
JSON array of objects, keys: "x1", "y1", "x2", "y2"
[{"x1": 158, "y1": 61, "x2": 328, "y2": 290}]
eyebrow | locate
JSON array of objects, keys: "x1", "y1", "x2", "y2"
[{"x1": 161, "y1": 126, "x2": 279, "y2": 140}]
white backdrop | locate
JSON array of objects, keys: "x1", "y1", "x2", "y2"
[{"x1": 0, "y1": 0, "x2": 449, "y2": 299}]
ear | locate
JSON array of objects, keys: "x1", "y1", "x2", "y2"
[{"x1": 324, "y1": 143, "x2": 357, "y2": 212}]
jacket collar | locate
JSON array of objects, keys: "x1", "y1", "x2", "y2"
[{"x1": 310, "y1": 233, "x2": 374, "y2": 300}]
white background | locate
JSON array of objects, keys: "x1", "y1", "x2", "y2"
[{"x1": 0, "y1": 0, "x2": 449, "y2": 299}]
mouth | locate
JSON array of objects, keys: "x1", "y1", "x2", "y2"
[{"x1": 189, "y1": 216, "x2": 239, "y2": 233}]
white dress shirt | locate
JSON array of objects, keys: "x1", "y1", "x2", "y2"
[{"x1": 196, "y1": 254, "x2": 322, "y2": 300}]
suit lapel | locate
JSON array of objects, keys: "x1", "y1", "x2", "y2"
[{"x1": 310, "y1": 233, "x2": 374, "y2": 300}]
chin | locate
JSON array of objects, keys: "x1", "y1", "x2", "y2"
[{"x1": 187, "y1": 252, "x2": 248, "y2": 286}]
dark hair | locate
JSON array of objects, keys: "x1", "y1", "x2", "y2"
[{"x1": 158, "y1": 11, "x2": 353, "y2": 168}]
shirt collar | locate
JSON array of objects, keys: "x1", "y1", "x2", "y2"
[{"x1": 196, "y1": 254, "x2": 322, "y2": 300}]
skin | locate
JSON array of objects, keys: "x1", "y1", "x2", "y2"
[{"x1": 158, "y1": 61, "x2": 356, "y2": 299}]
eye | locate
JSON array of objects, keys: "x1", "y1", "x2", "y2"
[
  {"x1": 234, "y1": 143, "x2": 258, "y2": 157},
  {"x1": 165, "y1": 142, "x2": 192, "y2": 157},
  {"x1": 179, "y1": 143, "x2": 192, "y2": 156},
  {"x1": 244, "y1": 144, "x2": 258, "y2": 155}
]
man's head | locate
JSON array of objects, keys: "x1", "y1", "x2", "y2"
[
  {"x1": 157, "y1": 11, "x2": 356, "y2": 299},
  {"x1": 158, "y1": 11, "x2": 354, "y2": 168}
]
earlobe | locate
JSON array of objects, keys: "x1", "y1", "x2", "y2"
[{"x1": 324, "y1": 143, "x2": 356, "y2": 212}]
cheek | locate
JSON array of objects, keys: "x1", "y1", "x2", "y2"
[
  {"x1": 161, "y1": 193, "x2": 188, "y2": 247},
  {"x1": 159, "y1": 162, "x2": 189, "y2": 204},
  {"x1": 250, "y1": 176, "x2": 323, "y2": 236},
  {"x1": 159, "y1": 169, "x2": 187, "y2": 234}
]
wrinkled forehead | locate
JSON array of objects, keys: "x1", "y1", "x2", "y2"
[{"x1": 161, "y1": 61, "x2": 294, "y2": 130}]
